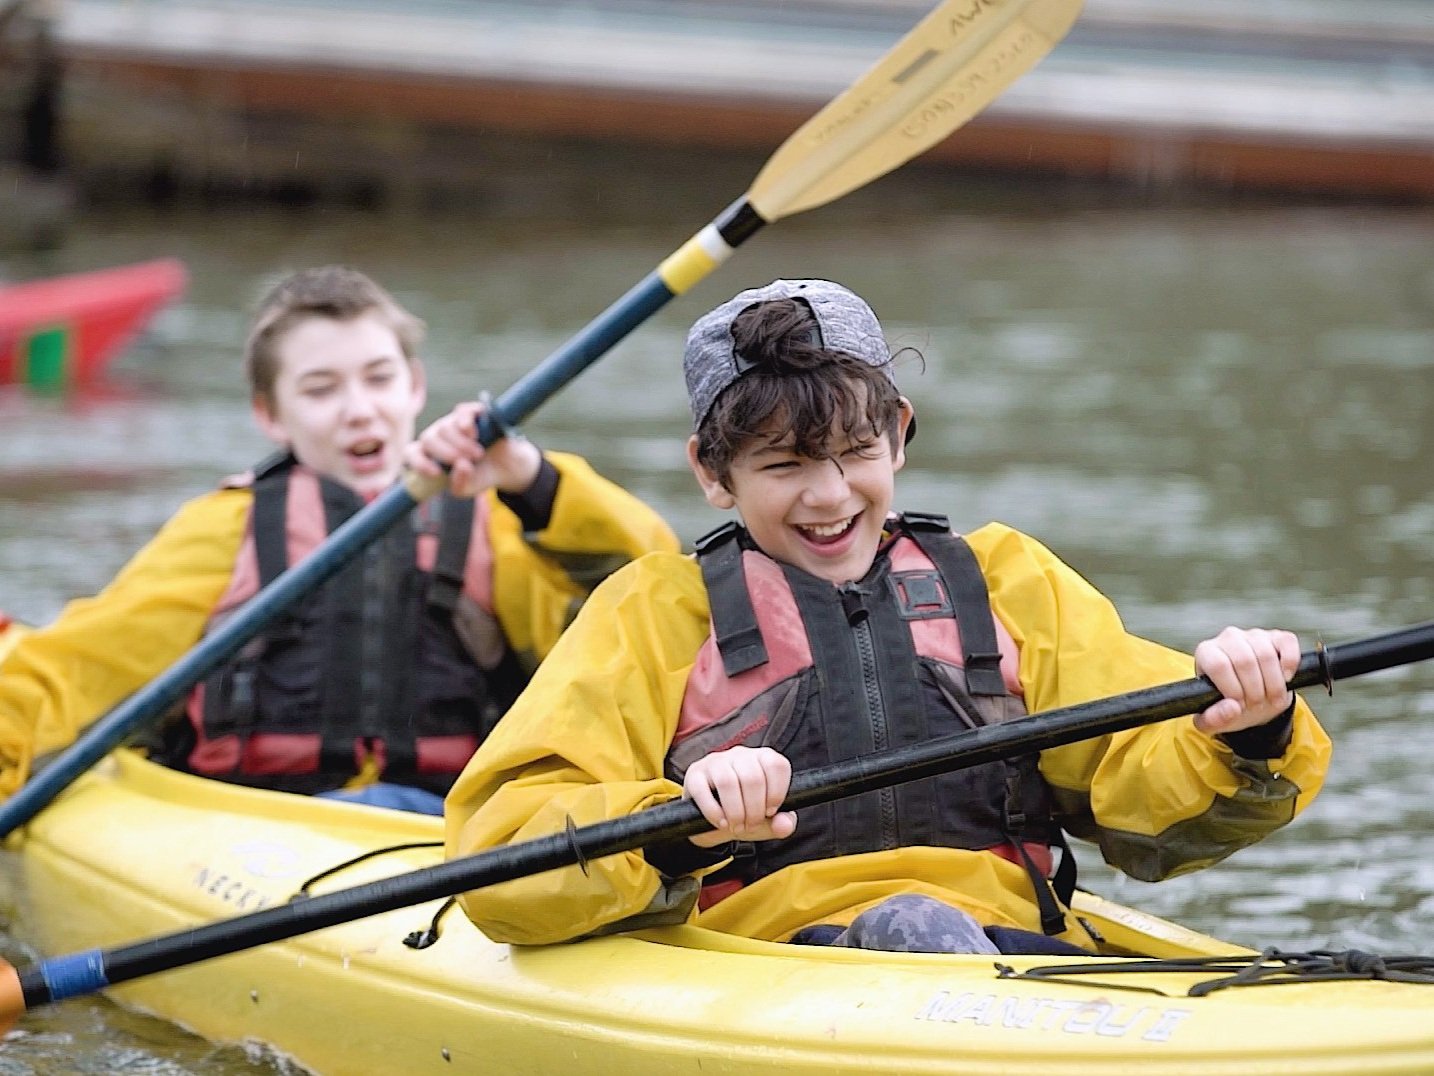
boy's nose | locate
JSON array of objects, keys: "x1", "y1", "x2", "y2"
[
  {"x1": 341, "y1": 383, "x2": 380, "y2": 419},
  {"x1": 801, "y1": 460, "x2": 850, "y2": 506}
]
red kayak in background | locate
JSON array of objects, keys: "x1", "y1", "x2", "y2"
[{"x1": 0, "y1": 259, "x2": 187, "y2": 389}]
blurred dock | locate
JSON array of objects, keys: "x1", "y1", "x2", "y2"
[{"x1": 34, "y1": 0, "x2": 1434, "y2": 202}]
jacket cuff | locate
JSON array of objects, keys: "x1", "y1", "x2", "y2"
[
  {"x1": 644, "y1": 837, "x2": 735, "y2": 879},
  {"x1": 1219, "y1": 697, "x2": 1296, "y2": 760},
  {"x1": 496, "y1": 454, "x2": 559, "y2": 532}
]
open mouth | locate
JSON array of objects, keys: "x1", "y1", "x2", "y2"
[
  {"x1": 795, "y1": 514, "x2": 857, "y2": 546},
  {"x1": 345, "y1": 439, "x2": 388, "y2": 473}
]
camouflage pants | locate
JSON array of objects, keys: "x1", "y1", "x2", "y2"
[{"x1": 831, "y1": 894, "x2": 1001, "y2": 955}]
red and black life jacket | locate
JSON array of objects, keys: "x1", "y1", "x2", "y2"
[
  {"x1": 162, "y1": 453, "x2": 527, "y2": 795},
  {"x1": 671, "y1": 512, "x2": 1073, "y2": 934}
]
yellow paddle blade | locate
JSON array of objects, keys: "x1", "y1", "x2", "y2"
[{"x1": 748, "y1": 0, "x2": 1083, "y2": 221}]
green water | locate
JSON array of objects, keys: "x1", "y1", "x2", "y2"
[{"x1": 0, "y1": 149, "x2": 1432, "y2": 1071}]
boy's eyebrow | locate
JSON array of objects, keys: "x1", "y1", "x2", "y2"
[
  {"x1": 294, "y1": 355, "x2": 398, "y2": 382},
  {"x1": 748, "y1": 440, "x2": 799, "y2": 459},
  {"x1": 764, "y1": 426, "x2": 875, "y2": 453}
]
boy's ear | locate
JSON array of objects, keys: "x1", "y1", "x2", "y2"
[
  {"x1": 892, "y1": 397, "x2": 915, "y2": 473},
  {"x1": 251, "y1": 395, "x2": 289, "y2": 447},
  {"x1": 686, "y1": 436, "x2": 736, "y2": 510}
]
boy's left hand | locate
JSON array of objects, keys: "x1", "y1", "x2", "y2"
[
  {"x1": 1192, "y1": 626, "x2": 1299, "y2": 736},
  {"x1": 404, "y1": 399, "x2": 542, "y2": 498}
]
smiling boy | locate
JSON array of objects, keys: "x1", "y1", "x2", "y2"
[
  {"x1": 445, "y1": 279, "x2": 1331, "y2": 952},
  {"x1": 0, "y1": 266, "x2": 677, "y2": 810}
]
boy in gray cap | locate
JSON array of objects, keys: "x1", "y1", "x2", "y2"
[{"x1": 445, "y1": 279, "x2": 1330, "y2": 954}]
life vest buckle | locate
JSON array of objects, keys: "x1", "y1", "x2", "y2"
[
  {"x1": 896, "y1": 510, "x2": 952, "y2": 533},
  {"x1": 890, "y1": 570, "x2": 953, "y2": 620},
  {"x1": 693, "y1": 521, "x2": 744, "y2": 554}
]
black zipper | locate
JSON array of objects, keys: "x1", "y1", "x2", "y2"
[{"x1": 840, "y1": 582, "x2": 897, "y2": 850}]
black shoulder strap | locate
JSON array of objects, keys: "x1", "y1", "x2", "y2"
[
  {"x1": 896, "y1": 513, "x2": 1006, "y2": 697},
  {"x1": 895, "y1": 509, "x2": 951, "y2": 534},
  {"x1": 250, "y1": 449, "x2": 296, "y2": 482},
  {"x1": 429, "y1": 493, "x2": 476, "y2": 614},
  {"x1": 252, "y1": 453, "x2": 354, "y2": 588},
  {"x1": 694, "y1": 522, "x2": 767, "y2": 677},
  {"x1": 251, "y1": 466, "x2": 291, "y2": 588}
]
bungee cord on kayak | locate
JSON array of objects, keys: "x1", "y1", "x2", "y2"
[{"x1": 997, "y1": 947, "x2": 1434, "y2": 997}]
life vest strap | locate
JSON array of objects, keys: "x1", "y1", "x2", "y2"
[
  {"x1": 897, "y1": 518, "x2": 1006, "y2": 697},
  {"x1": 695, "y1": 522, "x2": 769, "y2": 677},
  {"x1": 252, "y1": 467, "x2": 290, "y2": 589},
  {"x1": 428, "y1": 493, "x2": 475, "y2": 613}
]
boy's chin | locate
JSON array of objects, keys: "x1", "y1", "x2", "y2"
[
  {"x1": 790, "y1": 545, "x2": 876, "y2": 585},
  {"x1": 341, "y1": 470, "x2": 399, "y2": 497}
]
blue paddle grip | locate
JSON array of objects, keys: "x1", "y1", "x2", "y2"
[{"x1": 41, "y1": 949, "x2": 108, "y2": 1001}]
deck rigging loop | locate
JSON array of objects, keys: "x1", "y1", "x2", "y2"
[
  {"x1": 289, "y1": 839, "x2": 454, "y2": 950},
  {"x1": 289, "y1": 841, "x2": 443, "y2": 899},
  {"x1": 403, "y1": 898, "x2": 460, "y2": 950},
  {"x1": 995, "y1": 948, "x2": 1434, "y2": 997}
]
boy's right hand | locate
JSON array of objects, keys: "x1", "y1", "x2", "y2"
[
  {"x1": 683, "y1": 746, "x2": 797, "y2": 848},
  {"x1": 403, "y1": 399, "x2": 542, "y2": 498}
]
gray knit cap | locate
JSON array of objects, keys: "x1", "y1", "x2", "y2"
[{"x1": 683, "y1": 279, "x2": 896, "y2": 430}]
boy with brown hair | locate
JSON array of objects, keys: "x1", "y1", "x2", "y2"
[
  {"x1": 0, "y1": 265, "x2": 677, "y2": 812},
  {"x1": 445, "y1": 278, "x2": 1330, "y2": 952}
]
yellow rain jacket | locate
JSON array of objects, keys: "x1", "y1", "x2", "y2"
[
  {"x1": 447, "y1": 522, "x2": 1331, "y2": 948},
  {"x1": 0, "y1": 452, "x2": 678, "y2": 798}
]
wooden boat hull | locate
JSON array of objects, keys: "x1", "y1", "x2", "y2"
[{"x1": 9, "y1": 747, "x2": 1434, "y2": 1075}]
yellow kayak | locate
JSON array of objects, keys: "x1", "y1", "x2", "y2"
[{"x1": 8, "y1": 747, "x2": 1434, "y2": 1076}]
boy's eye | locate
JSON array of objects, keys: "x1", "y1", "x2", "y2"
[
  {"x1": 760, "y1": 460, "x2": 799, "y2": 472},
  {"x1": 367, "y1": 370, "x2": 396, "y2": 386},
  {"x1": 301, "y1": 383, "x2": 336, "y2": 398}
]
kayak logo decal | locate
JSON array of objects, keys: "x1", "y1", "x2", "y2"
[
  {"x1": 187, "y1": 841, "x2": 303, "y2": 912},
  {"x1": 915, "y1": 990, "x2": 1192, "y2": 1041},
  {"x1": 230, "y1": 840, "x2": 304, "y2": 879},
  {"x1": 190, "y1": 864, "x2": 272, "y2": 913}
]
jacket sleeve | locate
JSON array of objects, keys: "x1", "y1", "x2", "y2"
[
  {"x1": 444, "y1": 552, "x2": 710, "y2": 945},
  {"x1": 968, "y1": 522, "x2": 1331, "y2": 882},
  {"x1": 485, "y1": 451, "x2": 679, "y2": 669},
  {"x1": 0, "y1": 489, "x2": 250, "y2": 798}
]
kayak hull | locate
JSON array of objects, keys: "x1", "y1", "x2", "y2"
[{"x1": 11, "y1": 749, "x2": 1434, "y2": 1075}]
